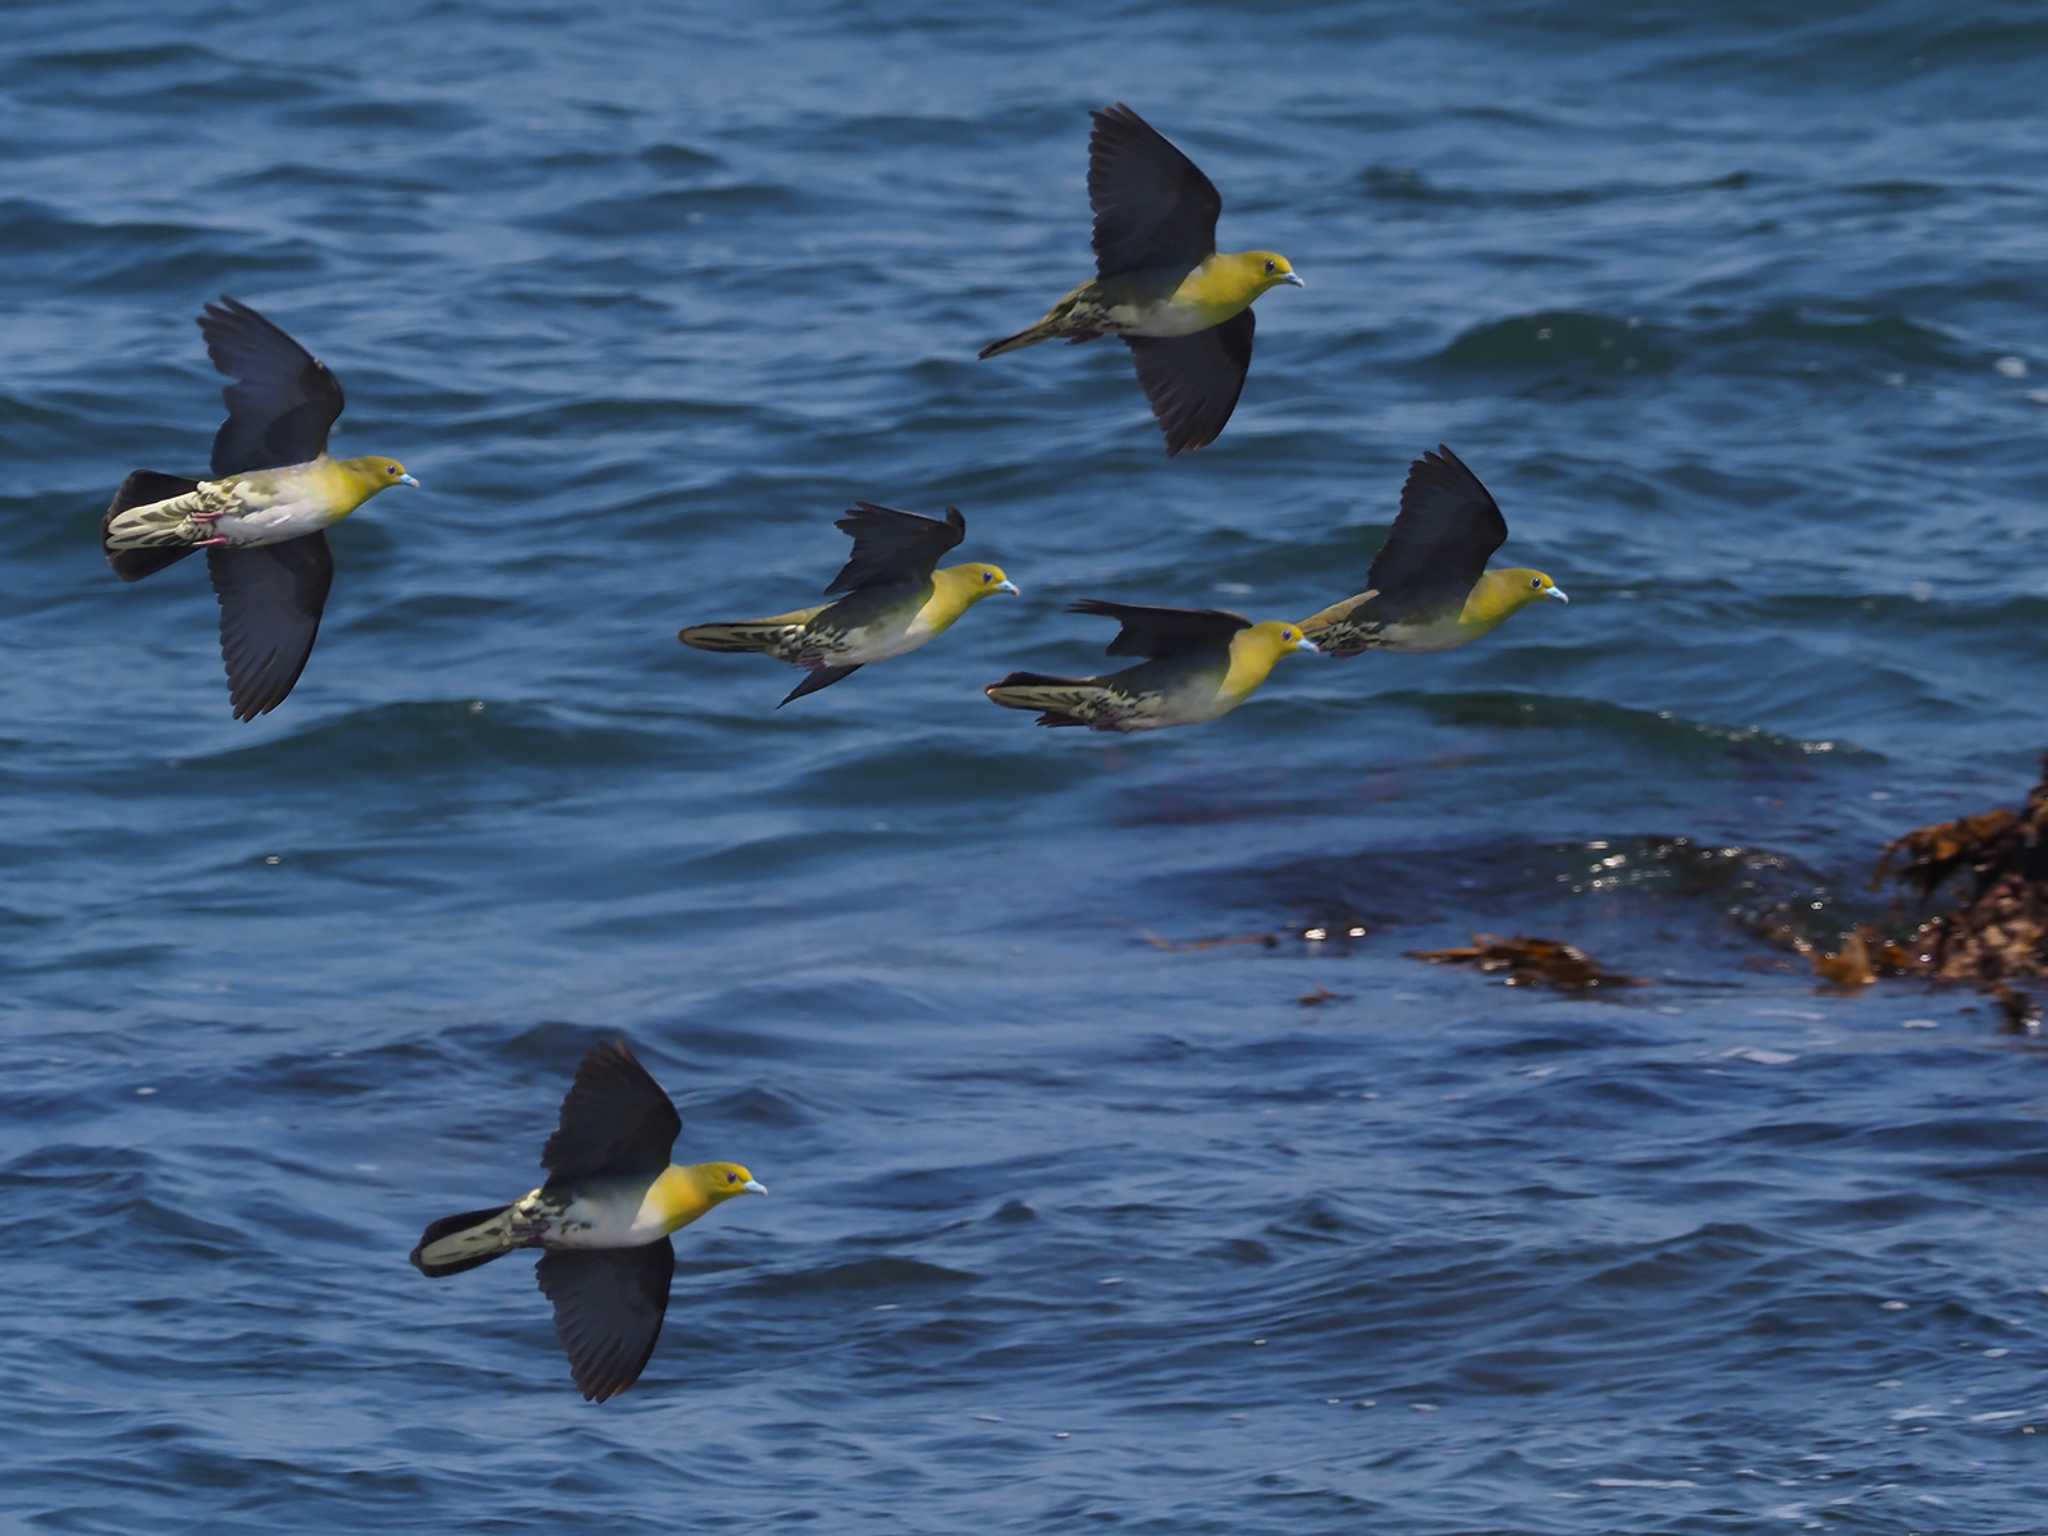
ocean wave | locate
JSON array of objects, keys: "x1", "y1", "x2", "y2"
[{"x1": 1423, "y1": 311, "x2": 1680, "y2": 379}]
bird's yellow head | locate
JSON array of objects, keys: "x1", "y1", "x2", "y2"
[
  {"x1": 1245, "y1": 252, "x2": 1305, "y2": 294},
  {"x1": 1186, "y1": 253, "x2": 1305, "y2": 314},
  {"x1": 331, "y1": 455, "x2": 422, "y2": 508},
  {"x1": 1255, "y1": 619, "x2": 1319, "y2": 657},
  {"x1": 934, "y1": 563, "x2": 1022, "y2": 619},
  {"x1": 1222, "y1": 620, "x2": 1319, "y2": 697},
  {"x1": 694, "y1": 1162, "x2": 768, "y2": 1204},
  {"x1": 1502, "y1": 569, "x2": 1570, "y2": 612},
  {"x1": 963, "y1": 564, "x2": 1020, "y2": 602}
]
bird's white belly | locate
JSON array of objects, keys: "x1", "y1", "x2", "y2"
[
  {"x1": 527, "y1": 1186, "x2": 667, "y2": 1250},
  {"x1": 1375, "y1": 614, "x2": 1473, "y2": 653},
  {"x1": 1151, "y1": 675, "x2": 1240, "y2": 727},
  {"x1": 1155, "y1": 699, "x2": 1235, "y2": 728},
  {"x1": 216, "y1": 493, "x2": 341, "y2": 548},
  {"x1": 842, "y1": 618, "x2": 936, "y2": 664},
  {"x1": 1116, "y1": 299, "x2": 1219, "y2": 338}
]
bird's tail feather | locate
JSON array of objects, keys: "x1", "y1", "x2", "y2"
[
  {"x1": 1296, "y1": 595, "x2": 1377, "y2": 659},
  {"x1": 410, "y1": 1204, "x2": 520, "y2": 1278},
  {"x1": 985, "y1": 671, "x2": 1099, "y2": 728},
  {"x1": 677, "y1": 610, "x2": 817, "y2": 654},
  {"x1": 102, "y1": 470, "x2": 204, "y2": 581},
  {"x1": 977, "y1": 322, "x2": 1059, "y2": 360}
]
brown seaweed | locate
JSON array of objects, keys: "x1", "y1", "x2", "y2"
[
  {"x1": 1408, "y1": 933, "x2": 1643, "y2": 992},
  {"x1": 1779, "y1": 753, "x2": 2048, "y2": 1014}
]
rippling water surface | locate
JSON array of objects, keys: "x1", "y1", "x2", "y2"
[{"x1": 5, "y1": 3, "x2": 2048, "y2": 1531}]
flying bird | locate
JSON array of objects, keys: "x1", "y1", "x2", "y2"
[
  {"x1": 986, "y1": 599, "x2": 1317, "y2": 732},
  {"x1": 978, "y1": 103, "x2": 1304, "y2": 456},
  {"x1": 1299, "y1": 445, "x2": 1567, "y2": 655},
  {"x1": 100, "y1": 297, "x2": 418, "y2": 720},
  {"x1": 409, "y1": 1039, "x2": 766, "y2": 1404},
  {"x1": 679, "y1": 501, "x2": 1018, "y2": 705}
]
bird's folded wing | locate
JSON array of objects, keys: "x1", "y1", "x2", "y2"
[
  {"x1": 1123, "y1": 310, "x2": 1254, "y2": 457},
  {"x1": 1070, "y1": 598, "x2": 1250, "y2": 658},
  {"x1": 825, "y1": 503, "x2": 965, "y2": 594},
  {"x1": 199, "y1": 296, "x2": 347, "y2": 476},
  {"x1": 207, "y1": 535, "x2": 334, "y2": 721},
  {"x1": 1089, "y1": 103, "x2": 1222, "y2": 277},
  {"x1": 1362, "y1": 445, "x2": 1509, "y2": 620},
  {"x1": 536, "y1": 1242, "x2": 675, "y2": 1403},
  {"x1": 542, "y1": 1040, "x2": 683, "y2": 1181}
]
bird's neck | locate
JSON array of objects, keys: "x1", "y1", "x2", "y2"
[
  {"x1": 1457, "y1": 571, "x2": 1542, "y2": 635},
  {"x1": 306, "y1": 455, "x2": 397, "y2": 518},
  {"x1": 1172, "y1": 253, "x2": 1276, "y2": 319},
  {"x1": 644, "y1": 1164, "x2": 717, "y2": 1235},
  {"x1": 921, "y1": 567, "x2": 992, "y2": 633},
  {"x1": 1220, "y1": 629, "x2": 1288, "y2": 698}
]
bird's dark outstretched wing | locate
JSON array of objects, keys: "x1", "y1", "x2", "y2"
[
  {"x1": 198, "y1": 296, "x2": 347, "y2": 476},
  {"x1": 207, "y1": 535, "x2": 334, "y2": 720},
  {"x1": 780, "y1": 664, "x2": 863, "y2": 705},
  {"x1": 1363, "y1": 445, "x2": 1509, "y2": 620},
  {"x1": 1124, "y1": 309, "x2": 1254, "y2": 457},
  {"x1": 824, "y1": 503, "x2": 966, "y2": 595},
  {"x1": 1088, "y1": 103, "x2": 1222, "y2": 279},
  {"x1": 536, "y1": 1241, "x2": 675, "y2": 1403},
  {"x1": 1070, "y1": 599, "x2": 1250, "y2": 658},
  {"x1": 541, "y1": 1040, "x2": 682, "y2": 1182}
]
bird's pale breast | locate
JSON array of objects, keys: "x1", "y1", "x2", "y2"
[
  {"x1": 210, "y1": 462, "x2": 365, "y2": 547},
  {"x1": 538, "y1": 1171, "x2": 689, "y2": 1250}
]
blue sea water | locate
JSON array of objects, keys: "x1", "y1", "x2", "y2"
[{"x1": 4, "y1": 1, "x2": 2048, "y2": 1530}]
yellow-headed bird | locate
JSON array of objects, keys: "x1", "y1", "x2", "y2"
[
  {"x1": 979, "y1": 103, "x2": 1303, "y2": 456},
  {"x1": 986, "y1": 600, "x2": 1316, "y2": 732},
  {"x1": 680, "y1": 501, "x2": 1018, "y2": 705},
  {"x1": 100, "y1": 298, "x2": 418, "y2": 720},
  {"x1": 1299, "y1": 445, "x2": 1567, "y2": 655},
  {"x1": 409, "y1": 1039, "x2": 765, "y2": 1404}
]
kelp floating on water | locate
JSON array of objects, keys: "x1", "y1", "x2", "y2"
[{"x1": 1408, "y1": 933, "x2": 1643, "y2": 992}]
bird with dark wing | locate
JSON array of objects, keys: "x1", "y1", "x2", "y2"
[
  {"x1": 986, "y1": 598, "x2": 1317, "y2": 732},
  {"x1": 978, "y1": 103, "x2": 1304, "y2": 456},
  {"x1": 1299, "y1": 445, "x2": 1567, "y2": 656},
  {"x1": 679, "y1": 501, "x2": 1019, "y2": 705},
  {"x1": 99, "y1": 297, "x2": 419, "y2": 719},
  {"x1": 409, "y1": 1039, "x2": 765, "y2": 1404}
]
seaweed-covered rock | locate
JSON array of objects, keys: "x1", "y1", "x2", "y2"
[{"x1": 1870, "y1": 758, "x2": 2048, "y2": 984}]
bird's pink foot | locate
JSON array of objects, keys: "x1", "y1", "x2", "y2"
[
  {"x1": 190, "y1": 510, "x2": 224, "y2": 524},
  {"x1": 196, "y1": 536, "x2": 229, "y2": 548}
]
